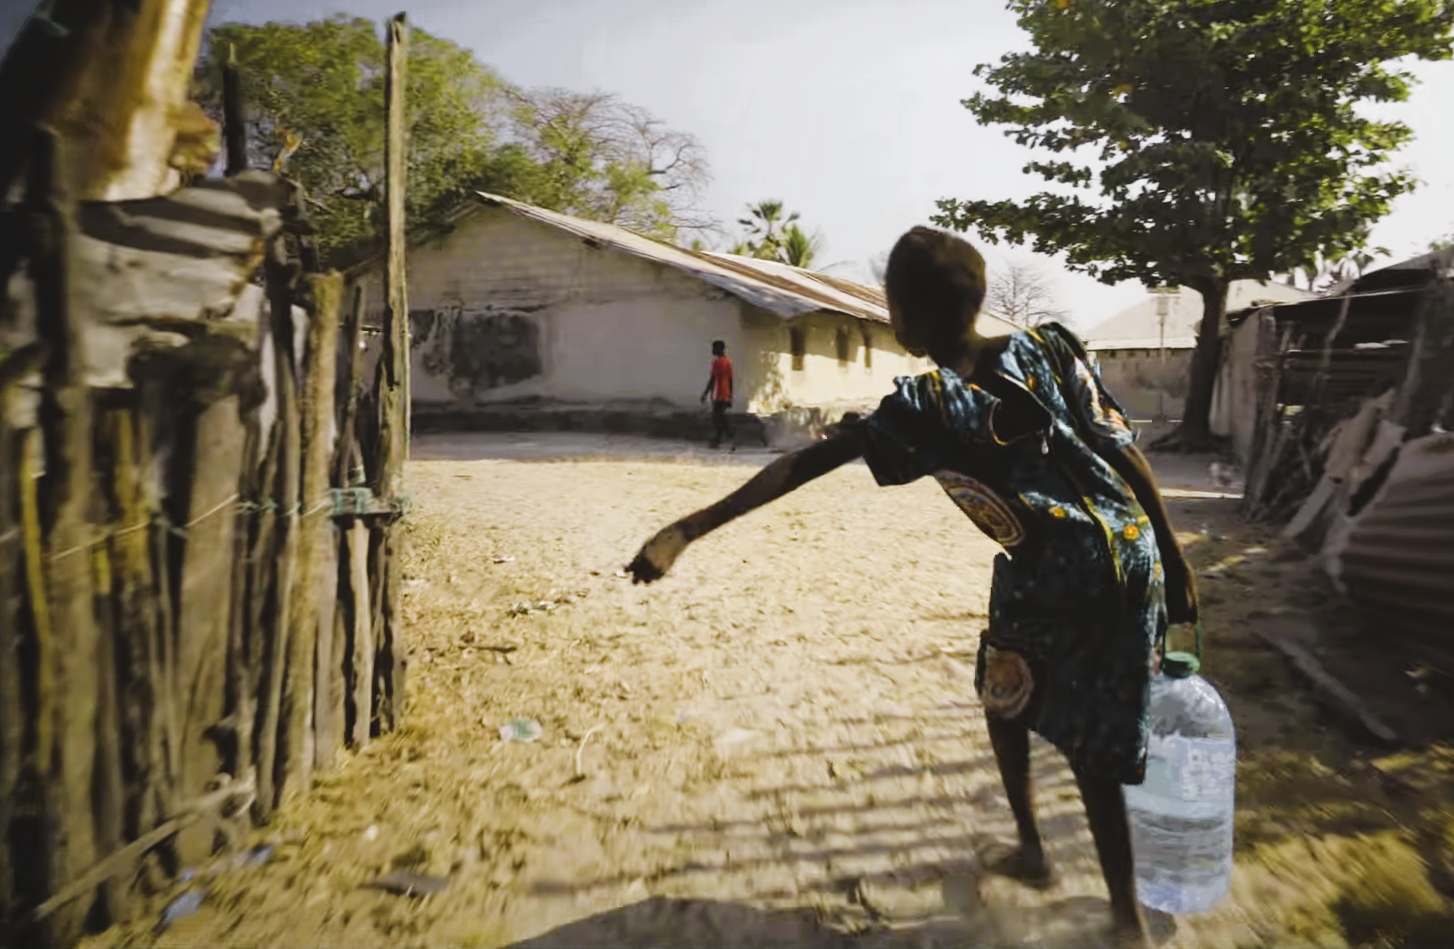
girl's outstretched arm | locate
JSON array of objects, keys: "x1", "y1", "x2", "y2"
[
  {"x1": 626, "y1": 429, "x2": 863, "y2": 583},
  {"x1": 1105, "y1": 443, "x2": 1199, "y2": 625}
]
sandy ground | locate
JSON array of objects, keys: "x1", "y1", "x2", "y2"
[{"x1": 83, "y1": 433, "x2": 1454, "y2": 949}]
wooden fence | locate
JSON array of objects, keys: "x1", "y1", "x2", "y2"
[{"x1": 0, "y1": 11, "x2": 414, "y2": 948}]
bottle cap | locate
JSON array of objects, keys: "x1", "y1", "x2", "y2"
[{"x1": 1162, "y1": 650, "x2": 1200, "y2": 679}]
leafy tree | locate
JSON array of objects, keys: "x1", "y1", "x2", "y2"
[
  {"x1": 196, "y1": 17, "x2": 510, "y2": 266},
  {"x1": 1431, "y1": 228, "x2": 1454, "y2": 252},
  {"x1": 985, "y1": 254, "x2": 1067, "y2": 326},
  {"x1": 932, "y1": 0, "x2": 1454, "y2": 449},
  {"x1": 194, "y1": 18, "x2": 713, "y2": 265}
]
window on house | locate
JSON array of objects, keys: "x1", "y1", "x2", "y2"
[
  {"x1": 790, "y1": 327, "x2": 806, "y2": 371},
  {"x1": 862, "y1": 330, "x2": 873, "y2": 369},
  {"x1": 836, "y1": 328, "x2": 850, "y2": 366}
]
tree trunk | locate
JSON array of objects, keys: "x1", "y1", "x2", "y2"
[{"x1": 1158, "y1": 278, "x2": 1228, "y2": 451}]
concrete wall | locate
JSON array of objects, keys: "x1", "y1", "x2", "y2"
[
  {"x1": 1092, "y1": 348, "x2": 1195, "y2": 420},
  {"x1": 348, "y1": 207, "x2": 931, "y2": 423},
  {"x1": 743, "y1": 308, "x2": 934, "y2": 416},
  {"x1": 1210, "y1": 312, "x2": 1265, "y2": 464}
]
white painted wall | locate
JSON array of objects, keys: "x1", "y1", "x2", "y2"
[
  {"x1": 1094, "y1": 349, "x2": 1194, "y2": 420},
  {"x1": 744, "y1": 309, "x2": 935, "y2": 415},
  {"x1": 347, "y1": 206, "x2": 931, "y2": 418}
]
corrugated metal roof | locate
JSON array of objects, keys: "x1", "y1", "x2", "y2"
[
  {"x1": 1330, "y1": 432, "x2": 1454, "y2": 672},
  {"x1": 1324, "y1": 246, "x2": 1454, "y2": 298},
  {"x1": 1087, "y1": 336, "x2": 1200, "y2": 351},
  {"x1": 1084, "y1": 281, "x2": 1314, "y2": 350},
  {"x1": 355, "y1": 191, "x2": 1018, "y2": 335},
  {"x1": 475, "y1": 192, "x2": 921, "y2": 327}
]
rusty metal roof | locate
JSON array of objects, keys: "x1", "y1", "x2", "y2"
[
  {"x1": 1329, "y1": 432, "x2": 1454, "y2": 672},
  {"x1": 473, "y1": 192, "x2": 899, "y2": 325},
  {"x1": 357, "y1": 191, "x2": 1017, "y2": 335}
]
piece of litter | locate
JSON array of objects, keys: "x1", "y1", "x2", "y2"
[
  {"x1": 499, "y1": 718, "x2": 543, "y2": 743},
  {"x1": 716, "y1": 728, "x2": 760, "y2": 749},
  {"x1": 178, "y1": 868, "x2": 197, "y2": 886},
  {"x1": 493, "y1": 556, "x2": 515, "y2": 564},
  {"x1": 509, "y1": 599, "x2": 566, "y2": 616},
  {"x1": 367, "y1": 869, "x2": 450, "y2": 898},
  {"x1": 241, "y1": 844, "x2": 274, "y2": 868},
  {"x1": 157, "y1": 890, "x2": 204, "y2": 931},
  {"x1": 362, "y1": 824, "x2": 380, "y2": 842}
]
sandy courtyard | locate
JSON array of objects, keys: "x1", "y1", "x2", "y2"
[{"x1": 82, "y1": 434, "x2": 1454, "y2": 949}]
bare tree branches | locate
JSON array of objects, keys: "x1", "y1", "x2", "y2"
[
  {"x1": 984, "y1": 254, "x2": 1066, "y2": 327},
  {"x1": 504, "y1": 87, "x2": 712, "y2": 239}
]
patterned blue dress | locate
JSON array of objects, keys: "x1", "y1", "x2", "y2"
[{"x1": 857, "y1": 323, "x2": 1167, "y2": 785}]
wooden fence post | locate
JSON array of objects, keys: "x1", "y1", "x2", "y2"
[
  {"x1": 370, "y1": 12, "x2": 409, "y2": 733},
  {"x1": 223, "y1": 44, "x2": 247, "y2": 177},
  {"x1": 29, "y1": 125, "x2": 100, "y2": 947},
  {"x1": 256, "y1": 235, "x2": 301, "y2": 816}
]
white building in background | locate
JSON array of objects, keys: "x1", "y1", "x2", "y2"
[
  {"x1": 345, "y1": 192, "x2": 1017, "y2": 440},
  {"x1": 1083, "y1": 280, "x2": 1314, "y2": 420}
]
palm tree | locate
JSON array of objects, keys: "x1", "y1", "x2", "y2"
[
  {"x1": 738, "y1": 200, "x2": 798, "y2": 259},
  {"x1": 779, "y1": 223, "x2": 823, "y2": 269}
]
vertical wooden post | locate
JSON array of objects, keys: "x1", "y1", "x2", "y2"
[
  {"x1": 335, "y1": 287, "x2": 366, "y2": 489},
  {"x1": 171, "y1": 392, "x2": 245, "y2": 865},
  {"x1": 385, "y1": 15, "x2": 411, "y2": 464},
  {"x1": 29, "y1": 126, "x2": 100, "y2": 947},
  {"x1": 100, "y1": 407, "x2": 164, "y2": 848},
  {"x1": 0, "y1": 343, "x2": 44, "y2": 929},
  {"x1": 222, "y1": 43, "x2": 247, "y2": 177},
  {"x1": 371, "y1": 12, "x2": 409, "y2": 732},
  {"x1": 256, "y1": 238, "x2": 301, "y2": 815},
  {"x1": 285, "y1": 272, "x2": 341, "y2": 784}
]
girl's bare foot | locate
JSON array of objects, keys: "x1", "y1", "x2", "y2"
[
  {"x1": 1108, "y1": 917, "x2": 1152, "y2": 949},
  {"x1": 983, "y1": 843, "x2": 1057, "y2": 890}
]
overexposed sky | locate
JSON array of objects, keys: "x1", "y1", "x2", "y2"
[{"x1": 8, "y1": 0, "x2": 1454, "y2": 328}]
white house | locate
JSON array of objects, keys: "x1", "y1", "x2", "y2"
[
  {"x1": 345, "y1": 193, "x2": 1017, "y2": 439},
  {"x1": 1083, "y1": 281, "x2": 1314, "y2": 420}
]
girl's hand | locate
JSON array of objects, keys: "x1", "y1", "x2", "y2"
[
  {"x1": 626, "y1": 522, "x2": 691, "y2": 584},
  {"x1": 1164, "y1": 555, "x2": 1200, "y2": 626}
]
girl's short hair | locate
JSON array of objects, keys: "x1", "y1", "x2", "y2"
[{"x1": 885, "y1": 227, "x2": 987, "y2": 354}]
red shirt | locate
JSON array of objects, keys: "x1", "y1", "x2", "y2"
[{"x1": 710, "y1": 356, "x2": 733, "y2": 402}]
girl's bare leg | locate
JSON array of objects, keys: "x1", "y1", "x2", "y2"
[
  {"x1": 985, "y1": 714, "x2": 1054, "y2": 886},
  {"x1": 1074, "y1": 769, "x2": 1151, "y2": 948}
]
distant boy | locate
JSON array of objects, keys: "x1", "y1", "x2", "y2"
[
  {"x1": 701, "y1": 339, "x2": 735, "y2": 450},
  {"x1": 629, "y1": 227, "x2": 1199, "y2": 947}
]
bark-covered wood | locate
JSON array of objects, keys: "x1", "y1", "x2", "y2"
[
  {"x1": 256, "y1": 238, "x2": 301, "y2": 816},
  {"x1": 222, "y1": 46, "x2": 247, "y2": 177},
  {"x1": 335, "y1": 287, "x2": 366, "y2": 488},
  {"x1": 283, "y1": 272, "x2": 341, "y2": 793},
  {"x1": 30, "y1": 126, "x2": 101, "y2": 948},
  {"x1": 98, "y1": 407, "x2": 163, "y2": 853},
  {"x1": 171, "y1": 393, "x2": 244, "y2": 866},
  {"x1": 345, "y1": 522, "x2": 372, "y2": 747},
  {"x1": 0, "y1": 374, "x2": 20, "y2": 932},
  {"x1": 369, "y1": 14, "x2": 411, "y2": 734},
  {"x1": 89, "y1": 538, "x2": 127, "y2": 927},
  {"x1": 27, "y1": 773, "x2": 256, "y2": 927}
]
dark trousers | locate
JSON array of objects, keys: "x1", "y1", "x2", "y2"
[{"x1": 711, "y1": 400, "x2": 734, "y2": 446}]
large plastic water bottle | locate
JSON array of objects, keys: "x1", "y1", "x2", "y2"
[{"x1": 1123, "y1": 644, "x2": 1237, "y2": 914}]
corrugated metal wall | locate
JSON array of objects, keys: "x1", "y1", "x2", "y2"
[{"x1": 1332, "y1": 433, "x2": 1454, "y2": 668}]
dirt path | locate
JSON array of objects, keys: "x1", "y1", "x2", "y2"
[{"x1": 84, "y1": 438, "x2": 1454, "y2": 949}]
